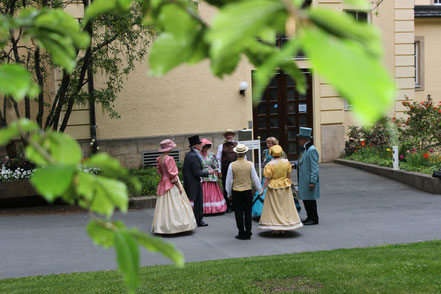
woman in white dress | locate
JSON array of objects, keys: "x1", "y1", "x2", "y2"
[{"x1": 152, "y1": 139, "x2": 197, "y2": 234}]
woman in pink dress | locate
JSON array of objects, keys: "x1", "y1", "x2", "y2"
[
  {"x1": 200, "y1": 138, "x2": 227, "y2": 214},
  {"x1": 152, "y1": 139, "x2": 197, "y2": 234}
]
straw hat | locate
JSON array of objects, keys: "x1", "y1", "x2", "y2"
[
  {"x1": 223, "y1": 129, "x2": 236, "y2": 136},
  {"x1": 233, "y1": 143, "x2": 249, "y2": 154}
]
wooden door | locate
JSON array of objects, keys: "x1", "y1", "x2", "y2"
[{"x1": 253, "y1": 71, "x2": 313, "y2": 160}]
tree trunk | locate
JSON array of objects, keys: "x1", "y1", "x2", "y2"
[{"x1": 35, "y1": 48, "x2": 44, "y2": 128}]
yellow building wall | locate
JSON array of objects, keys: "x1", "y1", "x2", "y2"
[
  {"x1": 58, "y1": 1, "x2": 414, "y2": 164},
  {"x1": 414, "y1": 18, "x2": 441, "y2": 104},
  {"x1": 316, "y1": 0, "x2": 406, "y2": 160},
  {"x1": 90, "y1": 3, "x2": 253, "y2": 141}
]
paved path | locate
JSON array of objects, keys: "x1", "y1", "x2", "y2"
[{"x1": 1, "y1": 163, "x2": 441, "y2": 279}]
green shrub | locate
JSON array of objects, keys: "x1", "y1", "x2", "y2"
[
  {"x1": 395, "y1": 96, "x2": 441, "y2": 150},
  {"x1": 124, "y1": 164, "x2": 184, "y2": 197},
  {"x1": 346, "y1": 146, "x2": 393, "y2": 167},
  {"x1": 345, "y1": 117, "x2": 392, "y2": 156}
]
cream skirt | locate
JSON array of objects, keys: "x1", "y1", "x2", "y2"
[
  {"x1": 152, "y1": 184, "x2": 197, "y2": 234},
  {"x1": 258, "y1": 186, "x2": 303, "y2": 231}
]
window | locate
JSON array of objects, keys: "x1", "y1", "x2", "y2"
[
  {"x1": 434, "y1": 0, "x2": 441, "y2": 5},
  {"x1": 414, "y1": 41, "x2": 420, "y2": 87},
  {"x1": 414, "y1": 38, "x2": 424, "y2": 90},
  {"x1": 345, "y1": 10, "x2": 369, "y2": 23}
]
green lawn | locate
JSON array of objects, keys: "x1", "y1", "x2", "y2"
[{"x1": 2, "y1": 241, "x2": 441, "y2": 293}]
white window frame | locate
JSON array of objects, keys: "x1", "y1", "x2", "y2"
[
  {"x1": 414, "y1": 37, "x2": 424, "y2": 91},
  {"x1": 434, "y1": 0, "x2": 441, "y2": 5}
]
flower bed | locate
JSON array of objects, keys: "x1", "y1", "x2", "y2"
[{"x1": 344, "y1": 96, "x2": 441, "y2": 176}]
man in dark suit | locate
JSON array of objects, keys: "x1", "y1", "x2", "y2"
[{"x1": 183, "y1": 135, "x2": 214, "y2": 227}]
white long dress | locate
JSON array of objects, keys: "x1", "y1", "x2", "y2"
[{"x1": 152, "y1": 156, "x2": 197, "y2": 234}]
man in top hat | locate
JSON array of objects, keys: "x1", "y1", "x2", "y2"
[
  {"x1": 225, "y1": 143, "x2": 262, "y2": 240},
  {"x1": 183, "y1": 135, "x2": 215, "y2": 227},
  {"x1": 294, "y1": 127, "x2": 320, "y2": 225},
  {"x1": 217, "y1": 129, "x2": 239, "y2": 213}
]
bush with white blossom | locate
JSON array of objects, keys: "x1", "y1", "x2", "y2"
[
  {"x1": 0, "y1": 166, "x2": 34, "y2": 181},
  {"x1": 0, "y1": 165, "x2": 99, "y2": 182}
]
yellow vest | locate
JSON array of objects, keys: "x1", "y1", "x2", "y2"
[{"x1": 231, "y1": 158, "x2": 253, "y2": 191}]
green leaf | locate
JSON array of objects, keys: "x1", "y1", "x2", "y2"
[
  {"x1": 307, "y1": 8, "x2": 381, "y2": 57},
  {"x1": 90, "y1": 176, "x2": 128, "y2": 217},
  {"x1": 207, "y1": 0, "x2": 286, "y2": 76},
  {"x1": 47, "y1": 131, "x2": 82, "y2": 165},
  {"x1": 158, "y1": 4, "x2": 197, "y2": 40},
  {"x1": 0, "y1": 119, "x2": 39, "y2": 146},
  {"x1": 115, "y1": 230, "x2": 139, "y2": 293},
  {"x1": 148, "y1": 33, "x2": 196, "y2": 76},
  {"x1": 86, "y1": 219, "x2": 124, "y2": 248},
  {"x1": 25, "y1": 133, "x2": 49, "y2": 166},
  {"x1": 0, "y1": 64, "x2": 40, "y2": 101},
  {"x1": 30, "y1": 165, "x2": 77, "y2": 202},
  {"x1": 24, "y1": 9, "x2": 90, "y2": 73},
  {"x1": 131, "y1": 229, "x2": 184, "y2": 267},
  {"x1": 35, "y1": 33, "x2": 76, "y2": 73},
  {"x1": 300, "y1": 27, "x2": 395, "y2": 124},
  {"x1": 16, "y1": 119, "x2": 40, "y2": 133},
  {"x1": 77, "y1": 171, "x2": 96, "y2": 201},
  {"x1": 33, "y1": 9, "x2": 90, "y2": 49},
  {"x1": 84, "y1": 0, "x2": 133, "y2": 24},
  {"x1": 0, "y1": 127, "x2": 20, "y2": 146},
  {"x1": 85, "y1": 153, "x2": 127, "y2": 177},
  {"x1": 252, "y1": 39, "x2": 305, "y2": 103}
]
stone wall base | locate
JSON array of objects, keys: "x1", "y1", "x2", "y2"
[
  {"x1": 81, "y1": 131, "x2": 227, "y2": 168},
  {"x1": 321, "y1": 124, "x2": 345, "y2": 162}
]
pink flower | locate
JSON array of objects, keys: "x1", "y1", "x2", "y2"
[
  {"x1": 429, "y1": 149, "x2": 434, "y2": 153},
  {"x1": 412, "y1": 148, "x2": 416, "y2": 151},
  {"x1": 400, "y1": 155, "x2": 404, "y2": 159}
]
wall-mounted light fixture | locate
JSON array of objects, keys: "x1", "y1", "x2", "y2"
[{"x1": 239, "y1": 81, "x2": 248, "y2": 97}]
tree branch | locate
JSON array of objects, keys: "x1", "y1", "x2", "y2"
[{"x1": 35, "y1": 47, "x2": 44, "y2": 128}]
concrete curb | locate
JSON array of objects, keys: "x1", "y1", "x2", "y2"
[
  {"x1": 334, "y1": 159, "x2": 441, "y2": 195},
  {"x1": 128, "y1": 196, "x2": 157, "y2": 209}
]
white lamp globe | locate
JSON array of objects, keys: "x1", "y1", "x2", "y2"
[{"x1": 239, "y1": 81, "x2": 249, "y2": 91}]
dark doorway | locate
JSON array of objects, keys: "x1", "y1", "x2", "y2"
[{"x1": 252, "y1": 71, "x2": 313, "y2": 160}]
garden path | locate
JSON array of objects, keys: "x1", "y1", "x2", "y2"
[{"x1": 1, "y1": 163, "x2": 441, "y2": 279}]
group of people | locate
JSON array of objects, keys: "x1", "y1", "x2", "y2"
[{"x1": 151, "y1": 127, "x2": 321, "y2": 240}]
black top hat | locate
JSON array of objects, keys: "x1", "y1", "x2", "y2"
[{"x1": 188, "y1": 135, "x2": 202, "y2": 147}]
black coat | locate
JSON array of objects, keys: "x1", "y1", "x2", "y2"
[{"x1": 183, "y1": 150, "x2": 208, "y2": 201}]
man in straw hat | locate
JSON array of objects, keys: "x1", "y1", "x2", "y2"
[
  {"x1": 217, "y1": 129, "x2": 239, "y2": 213},
  {"x1": 295, "y1": 127, "x2": 320, "y2": 225},
  {"x1": 183, "y1": 135, "x2": 215, "y2": 227},
  {"x1": 225, "y1": 143, "x2": 262, "y2": 240}
]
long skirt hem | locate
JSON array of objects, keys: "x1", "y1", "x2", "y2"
[
  {"x1": 258, "y1": 222, "x2": 303, "y2": 230},
  {"x1": 202, "y1": 181, "x2": 227, "y2": 214},
  {"x1": 258, "y1": 186, "x2": 302, "y2": 231},
  {"x1": 152, "y1": 185, "x2": 197, "y2": 234}
]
